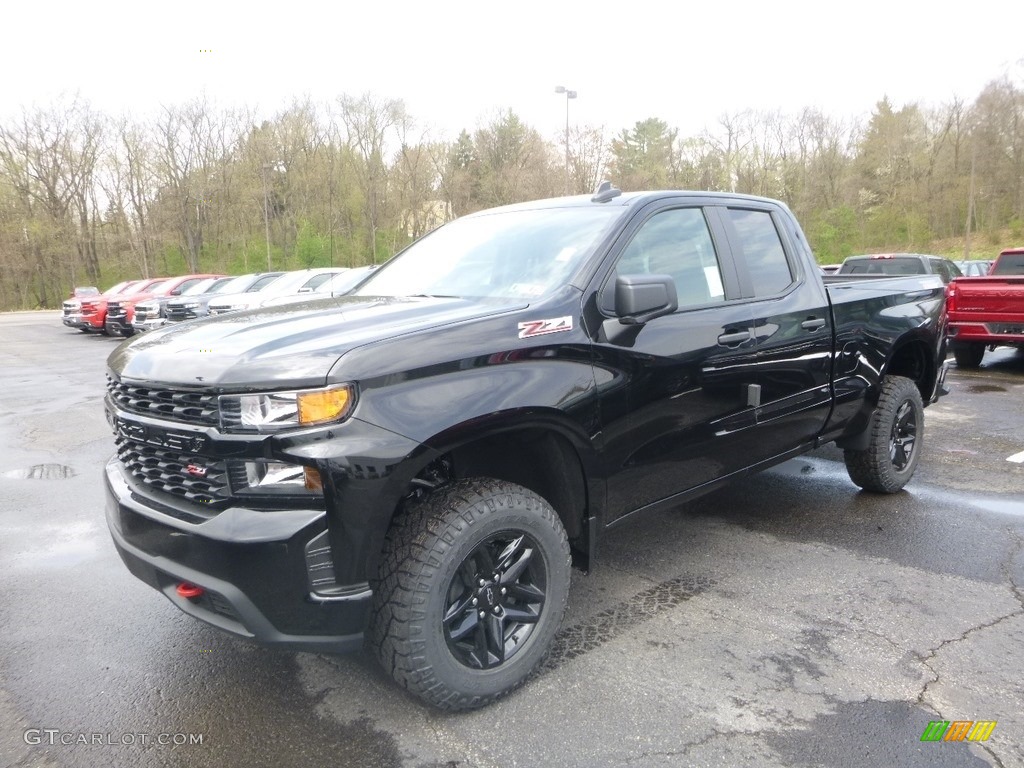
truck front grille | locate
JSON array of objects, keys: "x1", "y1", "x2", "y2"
[
  {"x1": 115, "y1": 434, "x2": 230, "y2": 505},
  {"x1": 107, "y1": 302, "x2": 125, "y2": 318},
  {"x1": 106, "y1": 376, "x2": 220, "y2": 427},
  {"x1": 165, "y1": 305, "x2": 197, "y2": 321}
]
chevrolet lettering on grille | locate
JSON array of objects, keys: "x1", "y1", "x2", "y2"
[{"x1": 114, "y1": 418, "x2": 206, "y2": 453}]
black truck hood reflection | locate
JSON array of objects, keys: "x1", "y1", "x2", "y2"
[{"x1": 108, "y1": 295, "x2": 527, "y2": 389}]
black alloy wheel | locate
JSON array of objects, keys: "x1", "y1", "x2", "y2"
[
  {"x1": 442, "y1": 531, "x2": 546, "y2": 670},
  {"x1": 371, "y1": 478, "x2": 571, "y2": 710},
  {"x1": 888, "y1": 400, "x2": 917, "y2": 472}
]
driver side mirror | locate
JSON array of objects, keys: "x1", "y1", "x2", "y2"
[{"x1": 614, "y1": 274, "x2": 678, "y2": 325}]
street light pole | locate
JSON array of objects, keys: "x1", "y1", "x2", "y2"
[{"x1": 554, "y1": 85, "x2": 577, "y2": 195}]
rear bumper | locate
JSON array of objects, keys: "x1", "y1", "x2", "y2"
[
  {"x1": 104, "y1": 459, "x2": 369, "y2": 653},
  {"x1": 948, "y1": 320, "x2": 1024, "y2": 345}
]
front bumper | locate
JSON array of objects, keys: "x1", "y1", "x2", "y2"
[
  {"x1": 105, "y1": 315, "x2": 134, "y2": 337},
  {"x1": 62, "y1": 314, "x2": 83, "y2": 329},
  {"x1": 132, "y1": 317, "x2": 167, "y2": 333},
  {"x1": 104, "y1": 459, "x2": 369, "y2": 652}
]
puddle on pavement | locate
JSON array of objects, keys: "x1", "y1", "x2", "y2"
[
  {"x1": 2, "y1": 464, "x2": 76, "y2": 480},
  {"x1": 969, "y1": 498, "x2": 1024, "y2": 516},
  {"x1": 965, "y1": 384, "x2": 1007, "y2": 393}
]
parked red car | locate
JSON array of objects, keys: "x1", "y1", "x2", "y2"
[
  {"x1": 104, "y1": 274, "x2": 225, "y2": 337},
  {"x1": 78, "y1": 280, "x2": 159, "y2": 334},
  {"x1": 946, "y1": 247, "x2": 1024, "y2": 367}
]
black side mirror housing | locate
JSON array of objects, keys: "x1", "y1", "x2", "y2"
[{"x1": 615, "y1": 274, "x2": 678, "y2": 325}]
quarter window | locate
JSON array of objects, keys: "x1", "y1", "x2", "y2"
[{"x1": 728, "y1": 209, "x2": 793, "y2": 296}]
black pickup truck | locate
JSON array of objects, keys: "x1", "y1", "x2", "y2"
[{"x1": 104, "y1": 188, "x2": 948, "y2": 710}]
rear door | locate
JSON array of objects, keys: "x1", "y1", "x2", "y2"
[{"x1": 714, "y1": 203, "x2": 834, "y2": 459}]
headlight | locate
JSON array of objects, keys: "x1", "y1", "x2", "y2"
[
  {"x1": 136, "y1": 301, "x2": 159, "y2": 313},
  {"x1": 183, "y1": 301, "x2": 200, "y2": 309},
  {"x1": 220, "y1": 385, "x2": 356, "y2": 432}
]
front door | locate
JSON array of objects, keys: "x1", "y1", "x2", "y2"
[{"x1": 590, "y1": 203, "x2": 760, "y2": 524}]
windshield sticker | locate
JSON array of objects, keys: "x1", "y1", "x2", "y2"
[
  {"x1": 555, "y1": 246, "x2": 577, "y2": 262},
  {"x1": 518, "y1": 316, "x2": 573, "y2": 339},
  {"x1": 509, "y1": 283, "x2": 546, "y2": 297}
]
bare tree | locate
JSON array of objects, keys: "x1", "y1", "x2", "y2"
[{"x1": 336, "y1": 93, "x2": 405, "y2": 261}]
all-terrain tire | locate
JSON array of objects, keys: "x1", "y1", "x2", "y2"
[
  {"x1": 370, "y1": 478, "x2": 571, "y2": 710},
  {"x1": 844, "y1": 375, "x2": 924, "y2": 493}
]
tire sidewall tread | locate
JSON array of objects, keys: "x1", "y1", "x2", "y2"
[
  {"x1": 843, "y1": 375, "x2": 924, "y2": 493},
  {"x1": 371, "y1": 478, "x2": 571, "y2": 710}
]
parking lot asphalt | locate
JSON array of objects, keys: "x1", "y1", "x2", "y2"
[{"x1": 1, "y1": 312, "x2": 1022, "y2": 768}]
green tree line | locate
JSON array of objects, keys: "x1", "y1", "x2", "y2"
[{"x1": 1, "y1": 76, "x2": 1022, "y2": 310}]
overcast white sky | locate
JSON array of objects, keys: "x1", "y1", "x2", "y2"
[{"x1": 2, "y1": 0, "x2": 1021, "y2": 141}]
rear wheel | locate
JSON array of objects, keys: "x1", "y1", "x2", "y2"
[
  {"x1": 371, "y1": 478, "x2": 571, "y2": 710},
  {"x1": 844, "y1": 375, "x2": 924, "y2": 493},
  {"x1": 952, "y1": 342, "x2": 985, "y2": 368}
]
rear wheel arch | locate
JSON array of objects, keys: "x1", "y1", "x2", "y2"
[{"x1": 883, "y1": 337, "x2": 934, "y2": 403}]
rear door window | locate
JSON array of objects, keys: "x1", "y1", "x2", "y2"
[{"x1": 725, "y1": 209, "x2": 794, "y2": 296}]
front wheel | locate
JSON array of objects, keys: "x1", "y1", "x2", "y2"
[
  {"x1": 844, "y1": 375, "x2": 924, "y2": 493},
  {"x1": 370, "y1": 479, "x2": 571, "y2": 710}
]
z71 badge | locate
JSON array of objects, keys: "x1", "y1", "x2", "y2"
[{"x1": 517, "y1": 316, "x2": 573, "y2": 339}]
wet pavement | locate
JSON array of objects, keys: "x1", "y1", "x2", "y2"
[{"x1": 1, "y1": 312, "x2": 1022, "y2": 768}]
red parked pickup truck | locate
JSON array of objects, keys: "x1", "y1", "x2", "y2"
[
  {"x1": 80, "y1": 279, "x2": 165, "y2": 334},
  {"x1": 947, "y1": 247, "x2": 1024, "y2": 367}
]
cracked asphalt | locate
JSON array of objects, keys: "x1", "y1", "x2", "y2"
[{"x1": 1, "y1": 312, "x2": 1022, "y2": 768}]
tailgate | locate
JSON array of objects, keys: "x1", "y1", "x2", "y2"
[{"x1": 947, "y1": 276, "x2": 1024, "y2": 322}]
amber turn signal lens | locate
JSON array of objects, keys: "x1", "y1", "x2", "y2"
[
  {"x1": 303, "y1": 467, "x2": 323, "y2": 492},
  {"x1": 297, "y1": 387, "x2": 353, "y2": 426}
]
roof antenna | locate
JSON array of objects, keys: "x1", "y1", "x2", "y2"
[{"x1": 591, "y1": 180, "x2": 622, "y2": 203}]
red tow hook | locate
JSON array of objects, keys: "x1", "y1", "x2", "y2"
[{"x1": 176, "y1": 582, "x2": 205, "y2": 599}]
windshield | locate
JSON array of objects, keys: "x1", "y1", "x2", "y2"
[
  {"x1": 353, "y1": 207, "x2": 621, "y2": 300},
  {"x1": 246, "y1": 273, "x2": 284, "y2": 292},
  {"x1": 128, "y1": 279, "x2": 169, "y2": 295},
  {"x1": 181, "y1": 277, "x2": 218, "y2": 296},
  {"x1": 992, "y1": 253, "x2": 1024, "y2": 275},
  {"x1": 318, "y1": 267, "x2": 376, "y2": 294}
]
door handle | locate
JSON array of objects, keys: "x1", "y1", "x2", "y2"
[
  {"x1": 801, "y1": 318, "x2": 826, "y2": 331},
  {"x1": 717, "y1": 329, "x2": 751, "y2": 345}
]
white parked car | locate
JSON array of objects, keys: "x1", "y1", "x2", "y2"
[
  {"x1": 207, "y1": 268, "x2": 344, "y2": 315},
  {"x1": 259, "y1": 265, "x2": 378, "y2": 308}
]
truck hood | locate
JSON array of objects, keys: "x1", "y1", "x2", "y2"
[{"x1": 108, "y1": 295, "x2": 527, "y2": 389}]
